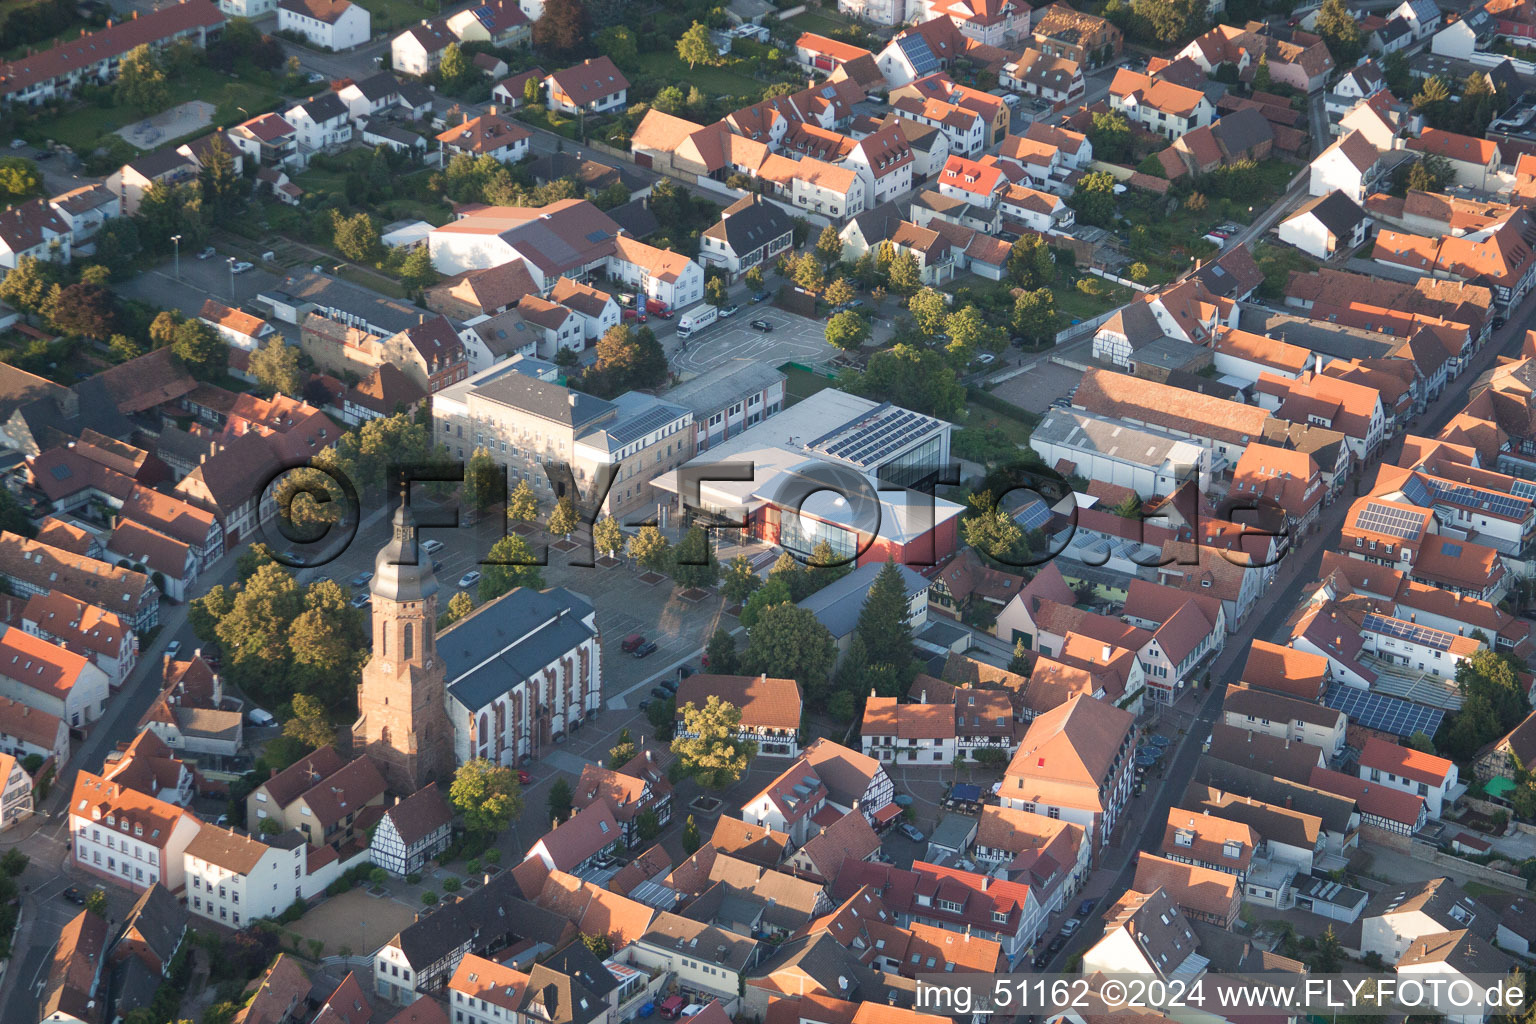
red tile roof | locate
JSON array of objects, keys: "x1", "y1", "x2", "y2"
[{"x1": 1359, "y1": 736, "x2": 1454, "y2": 786}]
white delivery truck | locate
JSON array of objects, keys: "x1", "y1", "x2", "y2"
[{"x1": 675, "y1": 304, "x2": 718, "y2": 339}]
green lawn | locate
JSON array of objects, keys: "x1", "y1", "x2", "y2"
[
  {"x1": 632, "y1": 51, "x2": 764, "y2": 101},
  {"x1": 1054, "y1": 267, "x2": 1131, "y2": 324},
  {"x1": 787, "y1": 10, "x2": 860, "y2": 37},
  {"x1": 40, "y1": 65, "x2": 288, "y2": 152},
  {"x1": 354, "y1": 0, "x2": 438, "y2": 34}
]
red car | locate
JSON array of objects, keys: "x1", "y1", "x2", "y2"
[{"x1": 517, "y1": 769, "x2": 531, "y2": 785}]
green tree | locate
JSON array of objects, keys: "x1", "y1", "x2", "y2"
[
  {"x1": 1069, "y1": 171, "x2": 1118, "y2": 228},
  {"x1": 440, "y1": 590, "x2": 474, "y2": 628},
  {"x1": 1413, "y1": 74, "x2": 1452, "y2": 121},
  {"x1": 1009, "y1": 638, "x2": 1030, "y2": 674},
  {"x1": 1012, "y1": 287, "x2": 1058, "y2": 342},
  {"x1": 1087, "y1": 110, "x2": 1132, "y2": 162},
  {"x1": 332, "y1": 210, "x2": 381, "y2": 264},
  {"x1": 48, "y1": 283, "x2": 118, "y2": 340},
  {"x1": 944, "y1": 304, "x2": 1000, "y2": 360},
  {"x1": 0, "y1": 158, "x2": 41, "y2": 201},
  {"x1": 806, "y1": 539, "x2": 852, "y2": 592},
  {"x1": 887, "y1": 250, "x2": 922, "y2": 296},
  {"x1": 815, "y1": 224, "x2": 844, "y2": 268},
  {"x1": 438, "y1": 42, "x2": 472, "y2": 89},
  {"x1": 854, "y1": 560, "x2": 916, "y2": 692},
  {"x1": 214, "y1": 563, "x2": 304, "y2": 704},
  {"x1": 580, "y1": 933, "x2": 613, "y2": 958},
  {"x1": 793, "y1": 252, "x2": 824, "y2": 293},
  {"x1": 548, "y1": 777, "x2": 573, "y2": 823},
  {"x1": 1315, "y1": 0, "x2": 1364, "y2": 66},
  {"x1": 825, "y1": 310, "x2": 870, "y2": 351},
  {"x1": 1312, "y1": 927, "x2": 1345, "y2": 973},
  {"x1": 249, "y1": 338, "x2": 302, "y2": 397},
  {"x1": 607, "y1": 733, "x2": 637, "y2": 769},
  {"x1": 199, "y1": 134, "x2": 244, "y2": 215},
  {"x1": 672, "y1": 524, "x2": 719, "y2": 590},
  {"x1": 739, "y1": 576, "x2": 792, "y2": 629},
  {"x1": 768, "y1": 550, "x2": 808, "y2": 600},
  {"x1": 462, "y1": 447, "x2": 501, "y2": 519},
  {"x1": 704, "y1": 628, "x2": 739, "y2": 674},
  {"x1": 85, "y1": 888, "x2": 107, "y2": 917},
  {"x1": 741, "y1": 603, "x2": 838, "y2": 698},
  {"x1": 450, "y1": 758, "x2": 523, "y2": 834},
  {"x1": 546, "y1": 495, "x2": 579, "y2": 540},
  {"x1": 1406, "y1": 153, "x2": 1453, "y2": 193},
  {"x1": 595, "y1": 25, "x2": 638, "y2": 69},
  {"x1": 479, "y1": 535, "x2": 545, "y2": 603},
  {"x1": 962, "y1": 491, "x2": 1030, "y2": 566},
  {"x1": 677, "y1": 21, "x2": 713, "y2": 70},
  {"x1": 671, "y1": 696, "x2": 758, "y2": 788},
  {"x1": 117, "y1": 44, "x2": 168, "y2": 113},
  {"x1": 682, "y1": 814, "x2": 701, "y2": 853},
  {"x1": 908, "y1": 287, "x2": 946, "y2": 335},
  {"x1": 720, "y1": 555, "x2": 760, "y2": 606},
  {"x1": 400, "y1": 246, "x2": 438, "y2": 292},
  {"x1": 1008, "y1": 234, "x2": 1054, "y2": 290},
  {"x1": 1407, "y1": 731, "x2": 1437, "y2": 753},
  {"x1": 0, "y1": 256, "x2": 53, "y2": 313},
  {"x1": 282, "y1": 693, "x2": 333, "y2": 749},
  {"x1": 850, "y1": 344, "x2": 964, "y2": 418},
  {"x1": 524, "y1": 77, "x2": 542, "y2": 104},
  {"x1": 744, "y1": 266, "x2": 764, "y2": 291},
  {"x1": 593, "y1": 516, "x2": 626, "y2": 559},
  {"x1": 507, "y1": 479, "x2": 540, "y2": 523},
  {"x1": 1130, "y1": 0, "x2": 1204, "y2": 43},
  {"x1": 171, "y1": 318, "x2": 225, "y2": 380},
  {"x1": 630, "y1": 525, "x2": 671, "y2": 574},
  {"x1": 823, "y1": 276, "x2": 856, "y2": 308},
  {"x1": 1252, "y1": 52, "x2": 1271, "y2": 92},
  {"x1": 1385, "y1": 50, "x2": 1412, "y2": 97}
]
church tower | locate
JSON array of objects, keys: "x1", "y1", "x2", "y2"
[{"x1": 352, "y1": 497, "x2": 455, "y2": 793}]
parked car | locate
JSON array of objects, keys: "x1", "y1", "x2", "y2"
[
  {"x1": 422, "y1": 538, "x2": 444, "y2": 556},
  {"x1": 719, "y1": 304, "x2": 740, "y2": 318},
  {"x1": 900, "y1": 823, "x2": 925, "y2": 842},
  {"x1": 350, "y1": 571, "x2": 373, "y2": 586},
  {"x1": 1078, "y1": 898, "x2": 1096, "y2": 917},
  {"x1": 457, "y1": 570, "x2": 482, "y2": 588},
  {"x1": 621, "y1": 633, "x2": 646, "y2": 652},
  {"x1": 8, "y1": 139, "x2": 24, "y2": 149},
  {"x1": 650, "y1": 686, "x2": 671, "y2": 700},
  {"x1": 659, "y1": 679, "x2": 677, "y2": 694},
  {"x1": 751, "y1": 290, "x2": 771, "y2": 303},
  {"x1": 197, "y1": 246, "x2": 216, "y2": 259},
  {"x1": 623, "y1": 308, "x2": 648, "y2": 322},
  {"x1": 750, "y1": 319, "x2": 773, "y2": 332},
  {"x1": 1032, "y1": 953, "x2": 1049, "y2": 969},
  {"x1": 351, "y1": 593, "x2": 371, "y2": 609},
  {"x1": 164, "y1": 640, "x2": 181, "y2": 659},
  {"x1": 1047, "y1": 935, "x2": 1067, "y2": 955},
  {"x1": 247, "y1": 708, "x2": 276, "y2": 727},
  {"x1": 1060, "y1": 918, "x2": 1081, "y2": 937},
  {"x1": 231, "y1": 261, "x2": 254, "y2": 274},
  {"x1": 638, "y1": 699, "x2": 652, "y2": 711},
  {"x1": 517, "y1": 769, "x2": 531, "y2": 785},
  {"x1": 633, "y1": 640, "x2": 658, "y2": 658},
  {"x1": 63, "y1": 887, "x2": 86, "y2": 905}
]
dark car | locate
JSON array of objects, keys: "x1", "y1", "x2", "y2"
[
  {"x1": 638, "y1": 699, "x2": 652, "y2": 711},
  {"x1": 650, "y1": 686, "x2": 671, "y2": 700},
  {"x1": 1078, "y1": 898, "x2": 1096, "y2": 917},
  {"x1": 1047, "y1": 935, "x2": 1067, "y2": 955},
  {"x1": 751, "y1": 290, "x2": 770, "y2": 303},
  {"x1": 63, "y1": 887, "x2": 86, "y2": 905},
  {"x1": 633, "y1": 640, "x2": 659, "y2": 658},
  {"x1": 678, "y1": 665, "x2": 695, "y2": 679},
  {"x1": 750, "y1": 319, "x2": 773, "y2": 332},
  {"x1": 621, "y1": 633, "x2": 645, "y2": 652},
  {"x1": 1033, "y1": 953, "x2": 1049, "y2": 970},
  {"x1": 659, "y1": 679, "x2": 678, "y2": 695}
]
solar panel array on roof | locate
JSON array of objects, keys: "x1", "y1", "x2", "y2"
[
  {"x1": 1324, "y1": 686, "x2": 1444, "y2": 739},
  {"x1": 1354, "y1": 501, "x2": 1425, "y2": 540},
  {"x1": 1439, "y1": 541, "x2": 1462, "y2": 556},
  {"x1": 1400, "y1": 474, "x2": 1432, "y2": 508},
  {"x1": 899, "y1": 34, "x2": 942, "y2": 76},
  {"x1": 1013, "y1": 499, "x2": 1052, "y2": 531},
  {"x1": 1363, "y1": 612, "x2": 1461, "y2": 652},
  {"x1": 1514, "y1": 480, "x2": 1536, "y2": 501},
  {"x1": 1421, "y1": 475, "x2": 1530, "y2": 520},
  {"x1": 810, "y1": 406, "x2": 939, "y2": 466}
]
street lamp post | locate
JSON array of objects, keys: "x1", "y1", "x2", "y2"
[
  {"x1": 170, "y1": 234, "x2": 181, "y2": 280},
  {"x1": 227, "y1": 256, "x2": 237, "y2": 297}
]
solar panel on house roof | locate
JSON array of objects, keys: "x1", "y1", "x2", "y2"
[
  {"x1": 899, "y1": 34, "x2": 942, "y2": 76},
  {"x1": 1324, "y1": 687, "x2": 1445, "y2": 739},
  {"x1": 1013, "y1": 499, "x2": 1052, "y2": 531},
  {"x1": 1400, "y1": 474, "x2": 1432, "y2": 507},
  {"x1": 1354, "y1": 501, "x2": 1424, "y2": 540},
  {"x1": 1363, "y1": 612, "x2": 1459, "y2": 651},
  {"x1": 1439, "y1": 541, "x2": 1462, "y2": 556}
]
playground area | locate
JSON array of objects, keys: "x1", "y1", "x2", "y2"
[{"x1": 115, "y1": 100, "x2": 215, "y2": 149}]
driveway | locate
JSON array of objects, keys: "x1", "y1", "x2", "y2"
[
  {"x1": 673, "y1": 309, "x2": 841, "y2": 379},
  {"x1": 988, "y1": 360, "x2": 1081, "y2": 415}
]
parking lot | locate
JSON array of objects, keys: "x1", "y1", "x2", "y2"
[
  {"x1": 988, "y1": 359, "x2": 1083, "y2": 415},
  {"x1": 672, "y1": 307, "x2": 841, "y2": 377}
]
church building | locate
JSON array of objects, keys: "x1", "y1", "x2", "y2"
[{"x1": 352, "y1": 498, "x2": 604, "y2": 793}]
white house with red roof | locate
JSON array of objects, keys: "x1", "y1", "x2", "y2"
[
  {"x1": 277, "y1": 0, "x2": 370, "y2": 51},
  {"x1": 908, "y1": 860, "x2": 1043, "y2": 966},
  {"x1": 1358, "y1": 736, "x2": 1461, "y2": 817},
  {"x1": 198, "y1": 298, "x2": 275, "y2": 351},
  {"x1": 70, "y1": 768, "x2": 203, "y2": 892},
  {"x1": 544, "y1": 57, "x2": 628, "y2": 116},
  {"x1": 524, "y1": 800, "x2": 623, "y2": 872},
  {"x1": 0, "y1": 696, "x2": 67, "y2": 766},
  {"x1": 0, "y1": 626, "x2": 110, "y2": 729},
  {"x1": 0, "y1": 198, "x2": 70, "y2": 275},
  {"x1": 227, "y1": 112, "x2": 300, "y2": 169},
  {"x1": 1310, "y1": 765, "x2": 1427, "y2": 835},
  {"x1": 922, "y1": 0, "x2": 1027, "y2": 46},
  {"x1": 742, "y1": 758, "x2": 831, "y2": 845},
  {"x1": 793, "y1": 32, "x2": 875, "y2": 73},
  {"x1": 936, "y1": 154, "x2": 1008, "y2": 207},
  {"x1": 1407, "y1": 128, "x2": 1503, "y2": 190}
]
